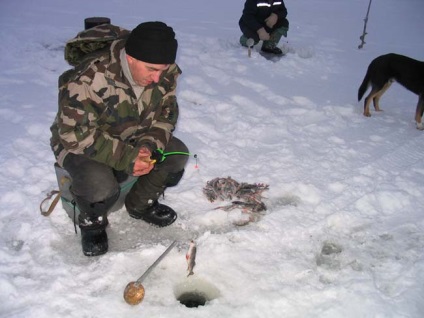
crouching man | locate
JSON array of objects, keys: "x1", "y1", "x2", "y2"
[
  {"x1": 50, "y1": 22, "x2": 188, "y2": 256},
  {"x1": 239, "y1": 0, "x2": 289, "y2": 55}
]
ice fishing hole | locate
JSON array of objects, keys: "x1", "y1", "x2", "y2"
[
  {"x1": 174, "y1": 277, "x2": 220, "y2": 308},
  {"x1": 177, "y1": 292, "x2": 207, "y2": 308}
]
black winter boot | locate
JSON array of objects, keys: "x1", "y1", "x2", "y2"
[
  {"x1": 128, "y1": 201, "x2": 177, "y2": 227},
  {"x1": 261, "y1": 28, "x2": 285, "y2": 56},
  {"x1": 261, "y1": 45, "x2": 283, "y2": 55},
  {"x1": 125, "y1": 169, "x2": 185, "y2": 227},
  {"x1": 73, "y1": 190, "x2": 119, "y2": 256},
  {"x1": 80, "y1": 222, "x2": 108, "y2": 256}
]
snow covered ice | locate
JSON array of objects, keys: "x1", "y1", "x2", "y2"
[{"x1": 1, "y1": 0, "x2": 424, "y2": 317}]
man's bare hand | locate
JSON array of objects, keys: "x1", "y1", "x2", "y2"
[{"x1": 133, "y1": 147, "x2": 155, "y2": 176}]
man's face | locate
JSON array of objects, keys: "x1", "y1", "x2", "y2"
[{"x1": 126, "y1": 55, "x2": 170, "y2": 87}]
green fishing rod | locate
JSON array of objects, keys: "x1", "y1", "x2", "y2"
[{"x1": 150, "y1": 148, "x2": 194, "y2": 164}]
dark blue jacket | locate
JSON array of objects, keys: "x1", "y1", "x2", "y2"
[{"x1": 239, "y1": 0, "x2": 288, "y2": 33}]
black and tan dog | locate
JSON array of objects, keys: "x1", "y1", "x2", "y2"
[{"x1": 358, "y1": 53, "x2": 424, "y2": 129}]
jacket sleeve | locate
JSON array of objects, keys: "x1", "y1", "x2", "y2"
[
  {"x1": 57, "y1": 80, "x2": 139, "y2": 173},
  {"x1": 240, "y1": 0, "x2": 264, "y2": 32}
]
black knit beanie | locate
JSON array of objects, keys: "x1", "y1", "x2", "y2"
[{"x1": 125, "y1": 21, "x2": 178, "y2": 64}]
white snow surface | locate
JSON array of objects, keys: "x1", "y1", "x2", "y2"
[{"x1": 1, "y1": 0, "x2": 424, "y2": 317}]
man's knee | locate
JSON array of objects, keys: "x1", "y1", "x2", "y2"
[
  {"x1": 165, "y1": 169, "x2": 185, "y2": 187},
  {"x1": 63, "y1": 153, "x2": 120, "y2": 203},
  {"x1": 158, "y1": 137, "x2": 189, "y2": 173}
]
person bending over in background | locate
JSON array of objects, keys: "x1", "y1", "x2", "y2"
[
  {"x1": 50, "y1": 22, "x2": 188, "y2": 256},
  {"x1": 239, "y1": 0, "x2": 289, "y2": 55}
]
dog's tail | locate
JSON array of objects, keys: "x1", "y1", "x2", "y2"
[{"x1": 358, "y1": 70, "x2": 370, "y2": 101}]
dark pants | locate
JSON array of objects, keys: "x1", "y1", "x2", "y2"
[
  {"x1": 239, "y1": 18, "x2": 289, "y2": 43},
  {"x1": 63, "y1": 137, "x2": 188, "y2": 221}
]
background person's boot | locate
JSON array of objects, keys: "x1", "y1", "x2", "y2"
[
  {"x1": 261, "y1": 44, "x2": 283, "y2": 55},
  {"x1": 261, "y1": 26, "x2": 287, "y2": 55}
]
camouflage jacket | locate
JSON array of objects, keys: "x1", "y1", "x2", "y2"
[{"x1": 50, "y1": 38, "x2": 182, "y2": 174}]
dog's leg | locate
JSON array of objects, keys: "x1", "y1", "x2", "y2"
[
  {"x1": 373, "y1": 81, "x2": 392, "y2": 112},
  {"x1": 415, "y1": 94, "x2": 424, "y2": 130},
  {"x1": 364, "y1": 88, "x2": 380, "y2": 117}
]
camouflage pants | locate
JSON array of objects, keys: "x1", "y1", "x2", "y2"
[{"x1": 63, "y1": 137, "x2": 188, "y2": 221}]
